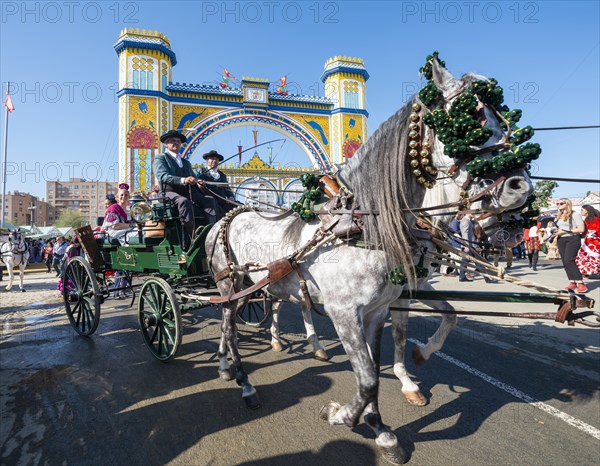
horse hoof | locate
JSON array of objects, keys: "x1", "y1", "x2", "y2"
[
  {"x1": 402, "y1": 389, "x2": 427, "y2": 406},
  {"x1": 271, "y1": 341, "x2": 283, "y2": 352},
  {"x1": 379, "y1": 443, "x2": 407, "y2": 465},
  {"x1": 319, "y1": 400, "x2": 341, "y2": 422},
  {"x1": 412, "y1": 346, "x2": 427, "y2": 366},
  {"x1": 242, "y1": 391, "x2": 260, "y2": 409},
  {"x1": 218, "y1": 368, "x2": 233, "y2": 381},
  {"x1": 314, "y1": 349, "x2": 329, "y2": 361},
  {"x1": 20, "y1": 289, "x2": 26, "y2": 293}
]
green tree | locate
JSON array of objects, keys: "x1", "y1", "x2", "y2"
[
  {"x1": 532, "y1": 180, "x2": 559, "y2": 211},
  {"x1": 55, "y1": 209, "x2": 86, "y2": 228}
]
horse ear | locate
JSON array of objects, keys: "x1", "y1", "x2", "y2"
[{"x1": 431, "y1": 58, "x2": 456, "y2": 94}]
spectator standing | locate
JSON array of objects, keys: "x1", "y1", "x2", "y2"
[
  {"x1": 575, "y1": 205, "x2": 600, "y2": 278},
  {"x1": 43, "y1": 241, "x2": 54, "y2": 273},
  {"x1": 524, "y1": 225, "x2": 542, "y2": 271},
  {"x1": 554, "y1": 199, "x2": 587, "y2": 292},
  {"x1": 460, "y1": 213, "x2": 495, "y2": 283},
  {"x1": 52, "y1": 237, "x2": 68, "y2": 276}
]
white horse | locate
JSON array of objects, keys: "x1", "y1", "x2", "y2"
[
  {"x1": 266, "y1": 197, "x2": 526, "y2": 406},
  {"x1": 0, "y1": 229, "x2": 30, "y2": 292},
  {"x1": 206, "y1": 58, "x2": 533, "y2": 464}
]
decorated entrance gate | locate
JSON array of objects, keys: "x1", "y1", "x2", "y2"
[{"x1": 115, "y1": 28, "x2": 369, "y2": 193}]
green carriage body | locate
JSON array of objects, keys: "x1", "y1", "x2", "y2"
[{"x1": 62, "y1": 197, "x2": 272, "y2": 362}]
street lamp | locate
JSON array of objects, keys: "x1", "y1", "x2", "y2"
[{"x1": 28, "y1": 200, "x2": 36, "y2": 230}]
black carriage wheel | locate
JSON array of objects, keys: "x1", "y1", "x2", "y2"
[
  {"x1": 62, "y1": 256, "x2": 101, "y2": 336},
  {"x1": 236, "y1": 294, "x2": 273, "y2": 327},
  {"x1": 138, "y1": 277, "x2": 182, "y2": 362}
]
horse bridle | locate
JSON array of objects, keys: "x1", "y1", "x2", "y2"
[{"x1": 2, "y1": 234, "x2": 27, "y2": 255}]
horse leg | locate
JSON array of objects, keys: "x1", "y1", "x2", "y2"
[
  {"x1": 222, "y1": 302, "x2": 260, "y2": 409},
  {"x1": 269, "y1": 300, "x2": 284, "y2": 352},
  {"x1": 391, "y1": 301, "x2": 427, "y2": 406},
  {"x1": 363, "y1": 308, "x2": 407, "y2": 465},
  {"x1": 18, "y1": 263, "x2": 26, "y2": 292},
  {"x1": 318, "y1": 307, "x2": 381, "y2": 427},
  {"x1": 300, "y1": 302, "x2": 328, "y2": 361},
  {"x1": 411, "y1": 283, "x2": 457, "y2": 364},
  {"x1": 5, "y1": 260, "x2": 14, "y2": 291}
]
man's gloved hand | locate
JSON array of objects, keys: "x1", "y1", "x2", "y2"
[{"x1": 183, "y1": 176, "x2": 197, "y2": 185}]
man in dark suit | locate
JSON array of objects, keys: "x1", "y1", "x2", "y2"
[
  {"x1": 153, "y1": 130, "x2": 220, "y2": 249},
  {"x1": 196, "y1": 150, "x2": 236, "y2": 219}
]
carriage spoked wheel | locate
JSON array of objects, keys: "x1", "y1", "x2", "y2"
[
  {"x1": 236, "y1": 292, "x2": 274, "y2": 327},
  {"x1": 62, "y1": 256, "x2": 101, "y2": 336},
  {"x1": 138, "y1": 277, "x2": 182, "y2": 362}
]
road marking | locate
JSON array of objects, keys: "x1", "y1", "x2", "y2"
[{"x1": 409, "y1": 338, "x2": 600, "y2": 440}]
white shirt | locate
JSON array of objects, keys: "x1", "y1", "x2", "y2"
[
  {"x1": 208, "y1": 167, "x2": 220, "y2": 180},
  {"x1": 166, "y1": 149, "x2": 186, "y2": 184}
]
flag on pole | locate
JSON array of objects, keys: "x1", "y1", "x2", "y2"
[
  {"x1": 253, "y1": 130, "x2": 258, "y2": 146},
  {"x1": 238, "y1": 144, "x2": 243, "y2": 165},
  {"x1": 4, "y1": 91, "x2": 14, "y2": 113}
]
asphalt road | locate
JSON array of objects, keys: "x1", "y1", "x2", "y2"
[{"x1": 1, "y1": 257, "x2": 599, "y2": 465}]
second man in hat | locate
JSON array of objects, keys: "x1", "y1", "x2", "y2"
[{"x1": 197, "y1": 150, "x2": 236, "y2": 217}]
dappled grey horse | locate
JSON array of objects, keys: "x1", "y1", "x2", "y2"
[{"x1": 206, "y1": 58, "x2": 533, "y2": 464}]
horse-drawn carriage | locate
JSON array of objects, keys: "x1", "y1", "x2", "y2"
[
  {"x1": 59, "y1": 54, "x2": 599, "y2": 464},
  {"x1": 61, "y1": 196, "x2": 272, "y2": 361}
]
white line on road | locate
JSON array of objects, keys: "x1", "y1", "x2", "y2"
[{"x1": 408, "y1": 338, "x2": 600, "y2": 440}]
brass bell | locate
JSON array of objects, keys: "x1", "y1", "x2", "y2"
[
  {"x1": 412, "y1": 103, "x2": 422, "y2": 112},
  {"x1": 409, "y1": 140, "x2": 418, "y2": 149},
  {"x1": 418, "y1": 176, "x2": 426, "y2": 184},
  {"x1": 425, "y1": 165, "x2": 434, "y2": 173},
  {"x1": 423, "y1": 141, "x2": 431, "y2": 148},
  {"x1": 421, "y1": 150, "x2": 429, "y2": 157},
  {"x1": 410, "y1": 159, "x2": 419, "y2": 168},
  {"x1": 408, "y1": 130, "x2": 418, "y2": 139},
  {"x1": 421, "y1": 158, "x2": 430, "y2": 166},
  {"x1": 410, "y1": 113, "x2": 420, "y2": 122},
  {"x1": 409, "y1": 122, "x2": 418, "y2": 131},
  {"x1": 413, "y1": 169, "x2": 422, "y2": 177},
  {"x1": 409, "y1": 149, "x2": 418, "y2": 158}
]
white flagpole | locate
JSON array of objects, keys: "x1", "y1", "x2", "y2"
[{"x1": 1, "y1": 81, "x2": 9, "y2": 228}]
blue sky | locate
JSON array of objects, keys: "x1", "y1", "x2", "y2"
[{"x1": 1, "y1": 1, "x2": 598, "y2": 199}]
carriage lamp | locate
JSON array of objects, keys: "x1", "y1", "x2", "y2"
[{"x1": 130, "y1": 202, "x2": 154, "y2": 223}]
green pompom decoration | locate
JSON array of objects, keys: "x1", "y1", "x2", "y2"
[{"x1": 417, "y1": 53, "x2": 541, "y2": 179}]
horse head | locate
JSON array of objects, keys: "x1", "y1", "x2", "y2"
[
  {"x1": 427, "y1": 57, "x2": 534, "y2": 210},
  {"x1": 8, "y1": 229, "x2": 26, "y2": 253},
  {"x1": 341, "y1": 53, "x2": 538, "y2": 281}
]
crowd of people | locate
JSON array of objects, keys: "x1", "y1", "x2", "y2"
[{"x1": 441, "y1": 199, "x2": 600, "y2": 293}]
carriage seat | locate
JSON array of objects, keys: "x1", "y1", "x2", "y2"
[
  {"x1": 151, "y1": 199, "x2": 209, "y2": 227},
  {"x1": 96, "y1": 236, "x2": 120, "y2": 247}
]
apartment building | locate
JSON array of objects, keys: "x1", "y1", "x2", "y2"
[
  {"x1": 2, "y1": 191, "x2": 53, "y2": 226},
  {"x1": 46, "y1": 178, "x2": 119, "y2": 226}
]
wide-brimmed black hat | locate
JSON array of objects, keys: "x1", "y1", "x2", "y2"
[
  {"x1": 160, "y1": 130, "x2": 187, "y2": 144},
  {"x1": 203, "y1": 150, "x2": 224, "y2": 162}
]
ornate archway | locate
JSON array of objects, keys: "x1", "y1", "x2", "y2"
[
  {"x1": 182, "y1": 108, "x2": 329, "y2": 171},
  {"x1": 115, "y1": 28, "x2": 369, "y2": 192}
]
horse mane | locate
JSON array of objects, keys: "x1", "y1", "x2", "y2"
[{"x1": 341, "y1": 96, "x2": 425, "y2": 283}]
